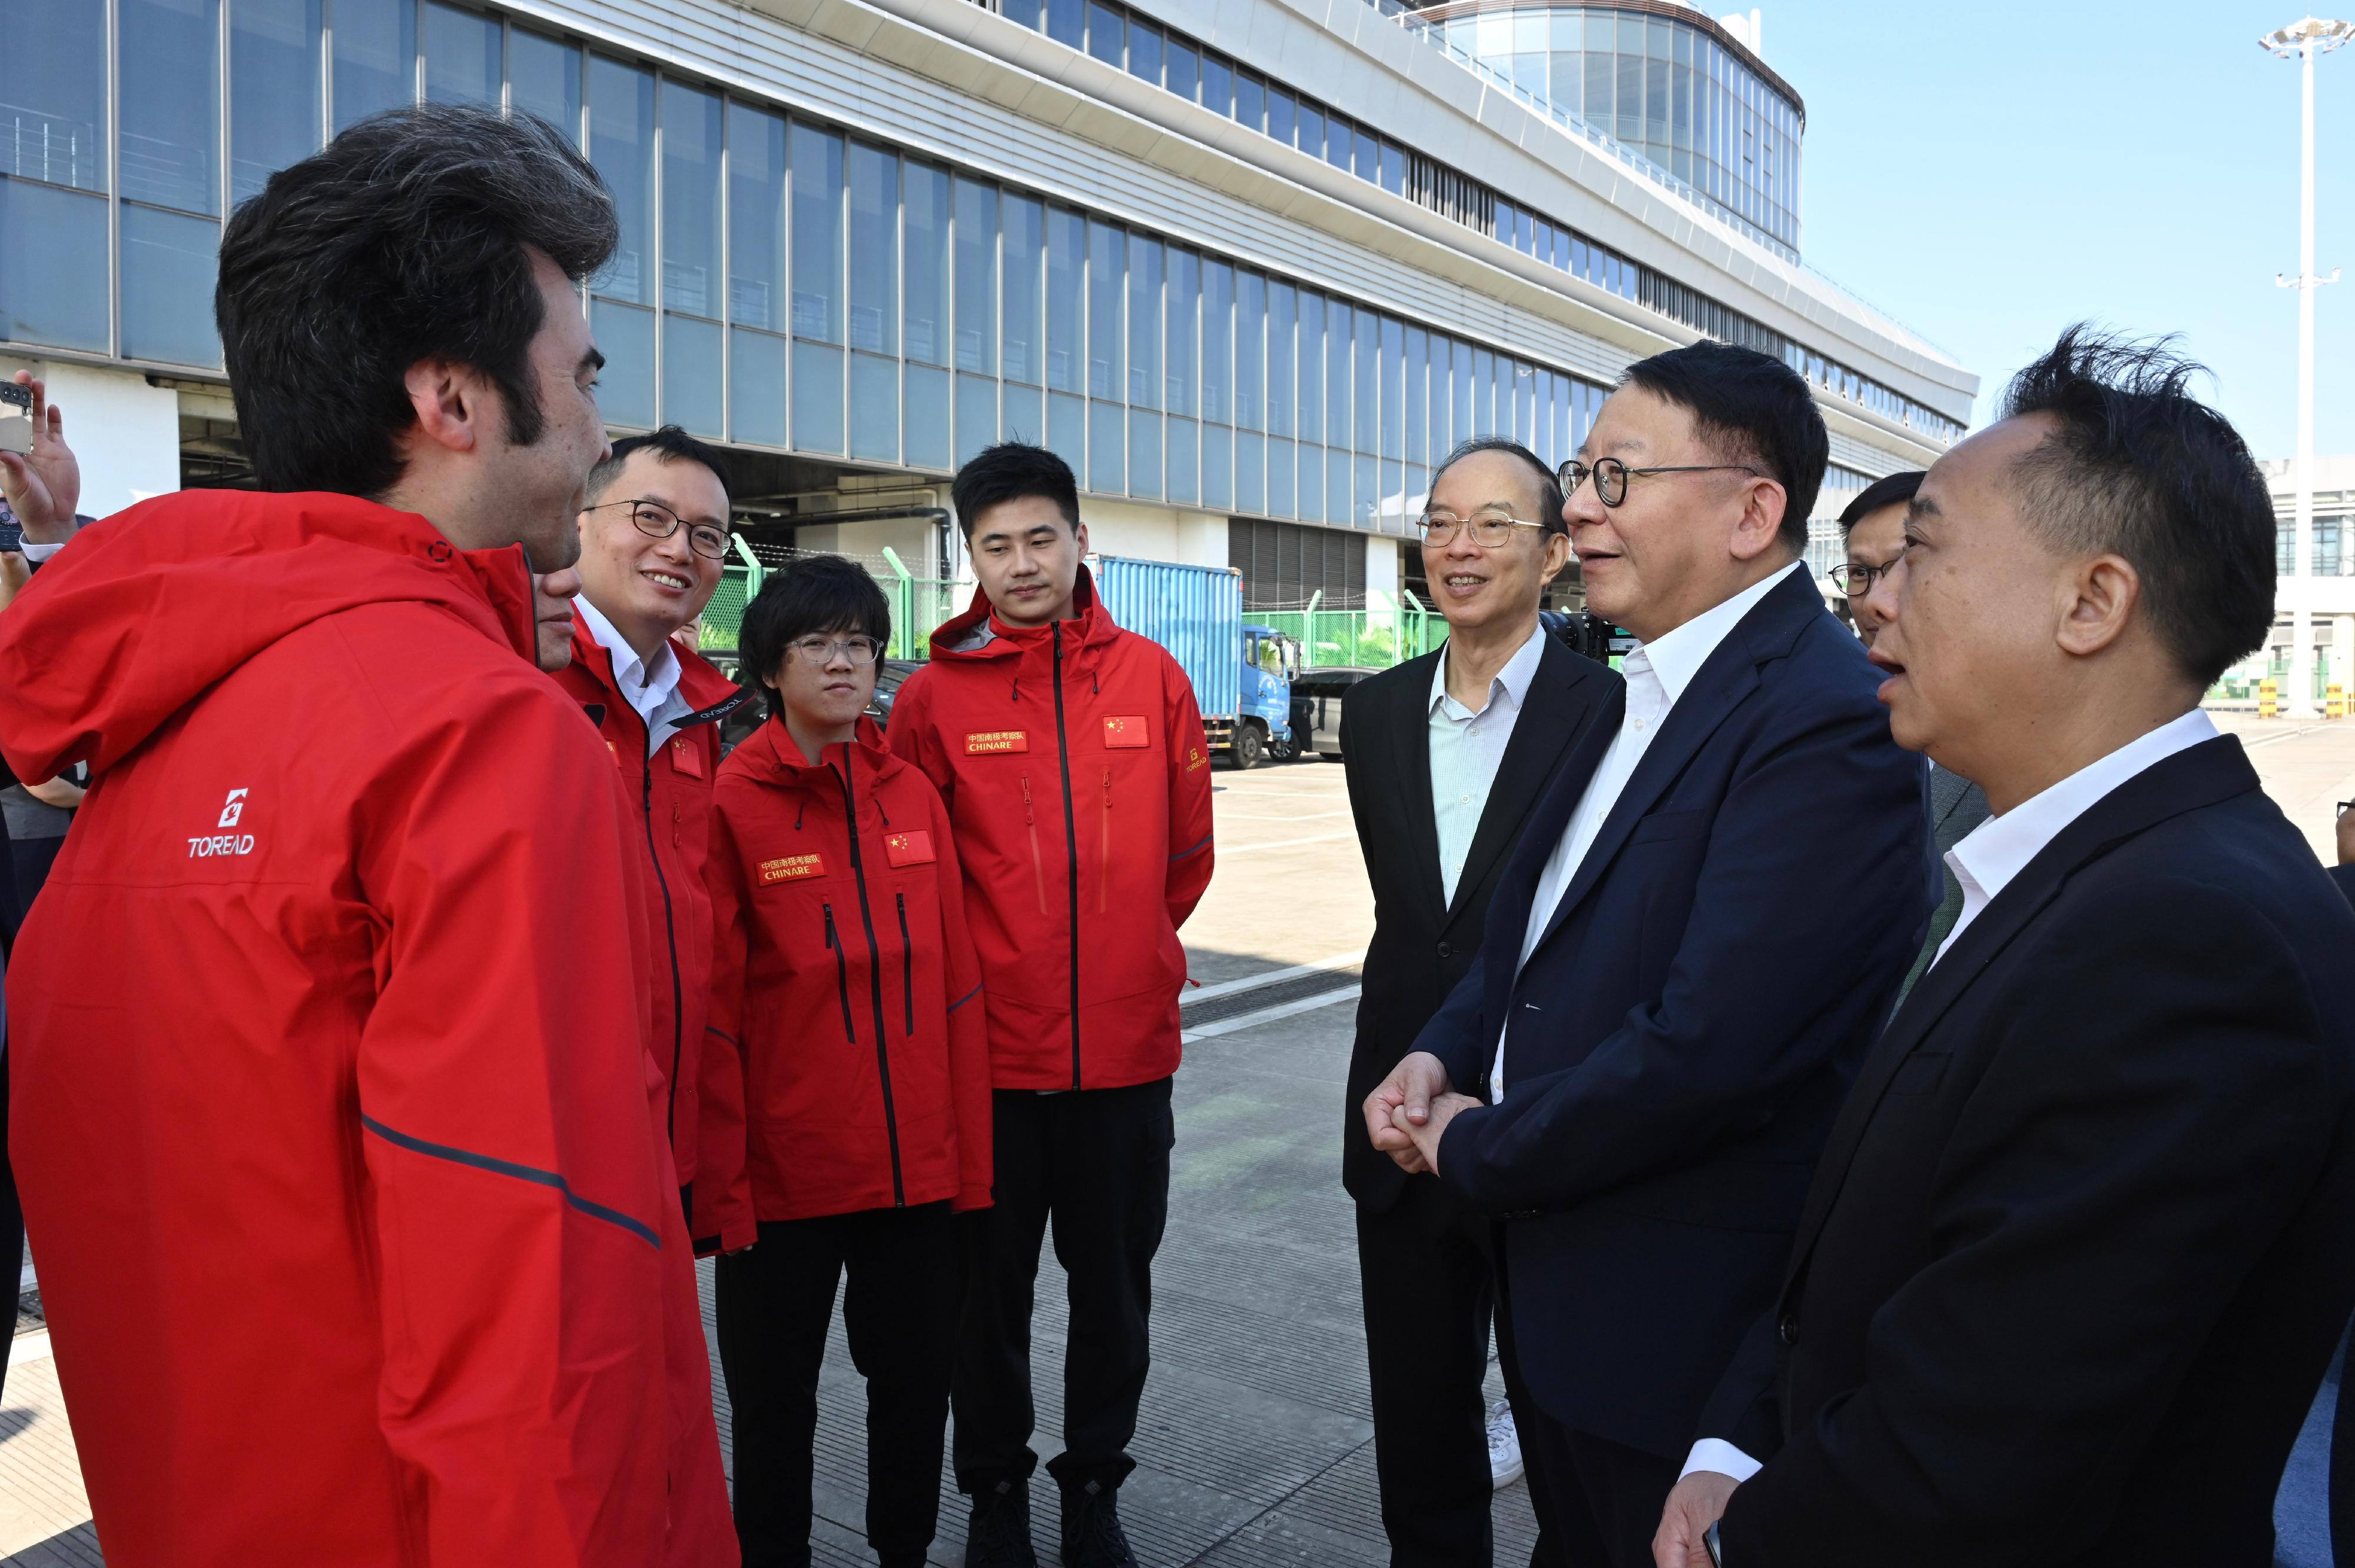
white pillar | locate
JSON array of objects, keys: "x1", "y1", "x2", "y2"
[
  {"x1": 2288, "y1": 38, "x2": 2321, "y2": 715},
  {"x1": 25, "y1": 361, "x2": 181, "y2": 519}
]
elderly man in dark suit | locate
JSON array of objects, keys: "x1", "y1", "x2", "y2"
[
  {"x1": 1339, "y1": 436, "x2": 1616, "y2": 1567},
  {"x1": 1365, "y1": 342, "x2": 1933, "y2": 1567},
  {"x1": 1656, "y1": 327, "x2": 2355, "y2": 1567}
]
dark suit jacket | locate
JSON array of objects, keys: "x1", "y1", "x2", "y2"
[
  {"x1": 1418, "y1": 568, "x2": 1935, "y2": 1456},
  {"x1": 2332, "y1": 861, "x2": 2355, "y2": 907},
  {"x1": 1711, "y1": 737, "x2": 2355, "y2": 1566},
  {"x1": 1338, "y1": 635, "x2": 1617, "y2": 1212}
]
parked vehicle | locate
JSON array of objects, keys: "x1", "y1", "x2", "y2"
[
  {"x1": 1289, "y1": 665, "x2": 1381, "y2": 763},
  {"x1": 1090, "y1": 555, "x2": 1301, "y2": 770}
]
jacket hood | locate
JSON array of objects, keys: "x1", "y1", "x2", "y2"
[
  {"x1": 735, "y1": 714, "x2": 902, "y2": 792},
  {"x1": 0, "y1": 489, "x2": 538, "y2": 781},
  {"x1": 928, "y1": 563, "x2": 1121, "y2": 662}
]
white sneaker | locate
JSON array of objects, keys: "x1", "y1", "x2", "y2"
[{"x1": 1486, "y1": 1398, "x2": 1524, "y2": 1489}]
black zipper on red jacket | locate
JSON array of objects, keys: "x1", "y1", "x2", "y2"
[
  {"x1": 833, "y1": 748, "x2": 907, "y2": 1207},
  {"x1": 895, "y1": 892, "x2": 916, "y2": 1035},
  {"x1": 1052, "y1": 621, "x2": 1082, "y2": 1089},
  {"x1": 639, "y1": 749, "x2": 685, "y2": 1149},
  {"x1": 824, "y1": 904, "x2": 855, "y2": 1040}
]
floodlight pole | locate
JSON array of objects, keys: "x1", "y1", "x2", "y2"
[{"x1": 2266, "y1": 17, "x2": 2350, "y2": 718}]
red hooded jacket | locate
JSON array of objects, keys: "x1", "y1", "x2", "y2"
[
  {"x1": 0, "y1": 492, "x2": 734, "y2": 1567},
  {"x1": 550, "y1": 610, "x2": 754, "y2": 1251},
  {"x1": 885, "y1": 567, "x2": 1215, "y2": 1091},
  {"x1": 701, "y1": 717, "x2": 991, "y2": 1226}
]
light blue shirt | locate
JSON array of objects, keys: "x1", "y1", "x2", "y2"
[{"x1": 1428, "y1": 622, "x2": 1547, "y2": 909}]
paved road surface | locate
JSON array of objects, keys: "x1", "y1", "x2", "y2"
[{"x1": 6, "y1": 715, "x2": 2353, "y2": 1565}]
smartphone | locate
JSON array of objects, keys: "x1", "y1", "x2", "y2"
[{"x1": 0, "y1": 382, "x2": 31, "y2": 458}]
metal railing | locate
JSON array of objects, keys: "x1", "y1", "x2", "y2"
[{"x1": 1248, "y1": 589, "x2": 1447, "y2": 669}]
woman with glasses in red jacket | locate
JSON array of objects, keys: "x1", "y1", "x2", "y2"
[{"x1": 701, "y1": 555, "x2": 993, "y2": 1568}]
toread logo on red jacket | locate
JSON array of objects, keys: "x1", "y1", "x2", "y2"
[
  {"x1": 759, "y1": 852, "x2": 825, "y2": 884},
  {"x1": 189, "y1": 787, "x2": 256, "y2": 858}
]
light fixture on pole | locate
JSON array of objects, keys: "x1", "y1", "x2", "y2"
[{"x1": 2263, "y1": 15, "x2": 2350, "y2": 719}]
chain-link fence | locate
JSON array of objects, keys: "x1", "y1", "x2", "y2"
[
  {"x1": 699, "y1": 539, "x2": 966, "y2": 661},
  {"x1": 1245, "y1": 590, "x2": 1446, "y2": 670}
]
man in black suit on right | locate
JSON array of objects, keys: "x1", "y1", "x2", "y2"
[{"x1": 1656, "y1": 327, "x2": 2355, "y2": 1566}]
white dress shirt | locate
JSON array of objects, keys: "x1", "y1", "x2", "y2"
[
  {"x1": 578, "y1": 596, "x2": 692, "y2": 757},
  {"x1": 1429, "y1": 623, "x2": 1547, "y2": 909},
  {"x1": 1678, "y1": 704, "x2": 2224, "y2": 1498},
  {"x1": 1494, "y1": 562, "x2": 1805, "y2": 1098},
  {"x1": 1932, "y1": 707, "x2": 2218, "y2": 967}
]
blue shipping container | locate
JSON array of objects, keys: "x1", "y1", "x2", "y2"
[{"x1": 1090, "y1": 554, "x2": 1242, "y2": 722}]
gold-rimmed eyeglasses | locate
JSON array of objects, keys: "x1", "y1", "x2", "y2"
[
  {"x1": 1556, "y1": 456, "x2": 1762, "y2": 508},
  {"x1": 1417, "y1": 508, "x2": 1553, "y2": 548},
  {"x1": 585, "y1": 498, "x2": 730, "y2": 561}
]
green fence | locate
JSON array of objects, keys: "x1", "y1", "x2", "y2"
[
  {"x1": 699, "y1": 539, "x2": 963, "y2": 661},
  {"x1": 1248, "y1": 591, "x2": 1446, "y2": 670}
]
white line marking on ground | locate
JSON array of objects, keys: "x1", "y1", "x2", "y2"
[
  {"x1": 1209, "y1": 828, "x2": 1362, "y2": 853},
  {"x1": 1215, "y1": 809, "x2": 1355, "y2": 822},
  {"x1": 1185, "y1": 950, "x2": 1368, "y2": 1006},
  {"x1": 1182, "y1": 984, "x2": 1361, "y2": 1042},
  {"x1": 9, "y1": 1331, "x2": 51, "y2": 1367}
]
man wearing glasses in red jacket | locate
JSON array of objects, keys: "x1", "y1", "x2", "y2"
[{"x1": 887, "y1": 443, "x2": 1216, "y2": 1568}]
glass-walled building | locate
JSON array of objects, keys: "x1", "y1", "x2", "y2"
[
  {"x1": 1402, "y1": 0, "x2": 1804, "y2": 258},
  {"x1": 0, "y1": 0, "x2": 1973, "y2": 612}
]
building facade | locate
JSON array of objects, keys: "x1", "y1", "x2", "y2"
[
  {"x1": 2235, "y1": 455, "x2": 2355, "y2": 704},
  {"x1": 1, "y1": 0, "x2": 1975, "y2": 616}
]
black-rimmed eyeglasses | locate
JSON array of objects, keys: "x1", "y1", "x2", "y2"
[
  {"x1": 585, "y1": 498, "x2": 731, "y2": 561},
  {"x1": 1826, "y1": 553, "x2": 1905, "y2": 598},
  {"x1": 1556, "y1": 456, "x2": 1762, "y2": 508}
]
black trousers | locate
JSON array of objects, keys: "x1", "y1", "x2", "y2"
[
  {"x1": 714, "y1": 1202, "x2": 957, "y2": 1568},
  {"x1": 1356, "y1": 1176, "x2": 1497, "y2": 1568},
  {"x1": 953, "y1": 1077, "x2": 1174, "y2": 1497},
  {"x1": 1494, "y1": 1237, "x2": 1679, "y2": 1568}
]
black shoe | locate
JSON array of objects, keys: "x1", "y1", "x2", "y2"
[
  {"x1": 966, "y1": 1479, "x2": 1039, "y2": 1568},
  {"x1": 1060, "y1": 1480, "x2": 1138, "y2": 1568}
]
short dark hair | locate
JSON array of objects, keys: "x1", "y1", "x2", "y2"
[
  {"x1": 1429, "y1": 436, "x2": 1568, "y2": 535},
  {"x1": 739, "y1": 555, "x2": 893, "y2": 722},
  {"x1": 217, "y1": 102, "x2": 616, "y2": 496},
  {"x1": 1621, "y1": 341, "x2": 1829, "y2": 551},
  {"x1": 951, "y1": 442, "x2": 1079, "y2": 540},
  {"x1": 1836, "y1": 470, "x2": 1925, "y2": 532},
  {"x1": 588, "y1": 426, "x2": 737, "y2": 509},
  {"x1": 2001, "y1": 324, "x2": 2275, "y2": 687}
]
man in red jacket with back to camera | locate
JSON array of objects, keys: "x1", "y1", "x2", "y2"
[
  {"x1": 0, "y1": 105, "x2": 732, "y2": 1566},
  {"x1": 887, "y1": 442, "x2": 1216, "y2": 1568},
  {"x1": 551, "y1": 424, "x2": 755, "y2": 1255}
]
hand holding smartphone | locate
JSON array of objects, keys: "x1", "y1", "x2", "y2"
[{"x1": 0, "y1": 382, "x2": 32, "y2": 458}]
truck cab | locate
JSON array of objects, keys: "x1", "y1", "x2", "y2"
[{"x1": 1237, "y1": 625, "x2": 1302, "y2": 768}]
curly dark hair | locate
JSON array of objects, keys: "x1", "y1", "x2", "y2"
[{"x1": 216, "y1": 102, "x2": 617, "y2": 497}]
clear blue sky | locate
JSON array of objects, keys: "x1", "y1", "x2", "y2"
[{"x1": 1769, "y1": 0, "x2": 2354, "y2": 458}]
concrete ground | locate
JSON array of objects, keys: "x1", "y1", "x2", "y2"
[{"x1": 6, "y1": 716, "x2": 2355, "y2": 1565}]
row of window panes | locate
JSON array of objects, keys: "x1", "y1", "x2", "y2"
[
  {"x1": 0, "y1": 0, "x2": 589, "y2": 368},
  {"x1": 2277, "y1": 518, "x2": 2350, "y2": 577},
  {"x1": 985, "y1": 0, "x2": 1958, "y2": 446},
  {"x1": 1438, "y1": 9, "x2": 1801, "y2": 251}
]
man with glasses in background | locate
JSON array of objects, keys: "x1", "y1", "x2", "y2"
[
  {"x1": 1827, "y1": 472, "x2": 1988, "y2": 1013},
  {"x1": 558, "y1": 426, "x2": 756, "y2": 1255},
  {"x1": 1363, "y1": 342, "x2": 1932, "y2": 1567},
  {"x1": 1338, "y1": 437, "x2": 1617, "y2": 1567}
]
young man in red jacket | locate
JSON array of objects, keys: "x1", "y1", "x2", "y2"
[
  {"x1": 701, "y1": 556, "x2": 993, "y2": 1568},
  {"x1": 887, "y1": 443, "x2": 1216, "y2": 1568},
  {"x1": 0, "y1": 105, "x2": 734, "y2": 1566},
  {"x1": 552, "y1": 425, "x2": 755, "y2": 1254}
]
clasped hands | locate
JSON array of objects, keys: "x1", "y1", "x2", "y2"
[{"x1": 1361, "y1": 1051, "x2": 1481, "y2": 1176}]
